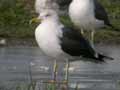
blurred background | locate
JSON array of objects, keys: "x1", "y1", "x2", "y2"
[
  {"x1": 0, "y1": 0, "x2": 120, "y2": 46},
  {"x1": 0, "y1": 0, "x2": 120, "y2": 90}
]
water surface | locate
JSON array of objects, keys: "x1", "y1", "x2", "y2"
[{"x1": 0, "y1": 45, "x2": 120, "y2": 90}]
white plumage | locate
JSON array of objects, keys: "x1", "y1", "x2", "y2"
[
  {"x1": 69, "y1": 0, "x2": 104, "y2": 30},
  {"x1": 34, "y1": 9, "x2": 113, "y2": 62},
  {"x1": 69, "y1": 0, "x2": 108, "y2": 46},
  {"x1": 35, "y1": 10, "x2": 66, "y2": 58}
]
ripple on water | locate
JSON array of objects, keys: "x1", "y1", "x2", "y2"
[{"x1": 0, "y1": 46, "x2": 120, "y2": 89}]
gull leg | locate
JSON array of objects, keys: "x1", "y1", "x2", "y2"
[
  {"x1": 48, "y1": 60, "x2": 57, "y2": 90},
  {"x1": 53, "y1": 59, "x2": 58, "y2": 81},
  {"x1": 81, "y1": 28, "x2": 84, "y2": 35},
  {"x1": 90, "y1": 30, "x2": 95, "y2": 48},
  {"x1": 64, "y1": 59, "x2": 70, "y2": 82},
  {"x1": 61, "y1": 59, "x2": 69, "y2": 90}
]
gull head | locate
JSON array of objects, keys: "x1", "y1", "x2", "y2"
[
  {"x1": 38, "y1": 10, "x2": 59, "y2": 21},
  {"x1": 30, "y1": 10, "x2": 58, "y2": 24}
]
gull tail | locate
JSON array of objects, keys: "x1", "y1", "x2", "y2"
[{"x1": 96, "y1": 53, "x2": 114, "y2": 62}]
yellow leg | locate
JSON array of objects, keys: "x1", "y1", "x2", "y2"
[
  {"x1": 61, "y1": 59, "x2": 69, "y2": 90},
  {"x1": 81, "y1": 28, "x2": 84, "y2": 35},
  {"x1": 48, "y1": 60, "x2": 57, "y2": 90},
  {"x1": 90, "y1": 30, "x2": 95, "y2": 48},
  {"x1": 53, "y1": 60, "x2": 58, "y2": 81},
  {"x1": 64, "y1": 59, "x2": 70, "y2": 82}
]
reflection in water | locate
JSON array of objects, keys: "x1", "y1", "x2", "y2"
[{"x1": 0, "y1": 45, "x2": 120, "y2": 89}]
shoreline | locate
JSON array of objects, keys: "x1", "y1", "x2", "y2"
[{"x1": 0, "y1": 38, "x2": 120, "y2": 47}]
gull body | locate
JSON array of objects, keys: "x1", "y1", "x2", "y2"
[
  {"x1": 68, "y1": 0, "x2": 115, "y2": 45},
  {"x1": 35, "y1": 11, "x2": 65, "y2": 58},
  {"x1": 69, "y1": 0, "x2": 104, "y2": 30},
  {"x1": 35, "y1": 10, "x2": 113, "y2": 62}
]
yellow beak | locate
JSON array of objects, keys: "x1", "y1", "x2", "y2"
[{"x1": 29, "y1": 17, "x2": 41, "y2": 24}]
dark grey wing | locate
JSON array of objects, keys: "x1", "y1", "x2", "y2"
[
  {"x1": 94, "y1": 0, "x2": 112, "y2": 26},
  {"x1": 60, "y1": 27, "x2": 96, "y2": 58}
]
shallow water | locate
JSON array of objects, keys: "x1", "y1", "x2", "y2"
[{"x1": 0, "y1": 45, "x2": 120, "y2": 90}]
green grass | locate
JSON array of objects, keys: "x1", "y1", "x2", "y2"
[
  {"x1": 0, "y1": 25, "x2": 34, "y2": 38},
  {"x1": 0, "y1": 0, "x2": 36, "y2": 38},
  {"x1": 0, "y1": 0, "x2": 120, "y2": 43},
  {"x1": 60, "y1": 15, "x2": 120, "y2": 44}
]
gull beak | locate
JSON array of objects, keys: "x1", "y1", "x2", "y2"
[{"x1": 29, "y1": 17, "x2": 41, "y2": 24}]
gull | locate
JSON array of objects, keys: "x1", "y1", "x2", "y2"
[
  {"x1": 31, "y1": 10, "x2": 113, "y2": 63},
  {"x1": 31, "y1": 9, "x2": 113, "y2": 82},
  {"x1": 68, "y1": 0, "x2": 119, "y2": 46}
]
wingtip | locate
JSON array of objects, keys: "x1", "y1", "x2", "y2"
[{"x1": 98, "y1": 54, "x2": 114, "y2": 61}]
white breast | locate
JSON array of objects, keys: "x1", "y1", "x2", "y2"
[
  {"x1": 35, "y1": 20, "x2": 64, "y2": 58},
  {"x1": 69, "y1": 0, "x2": 103, "y2": 30}
]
